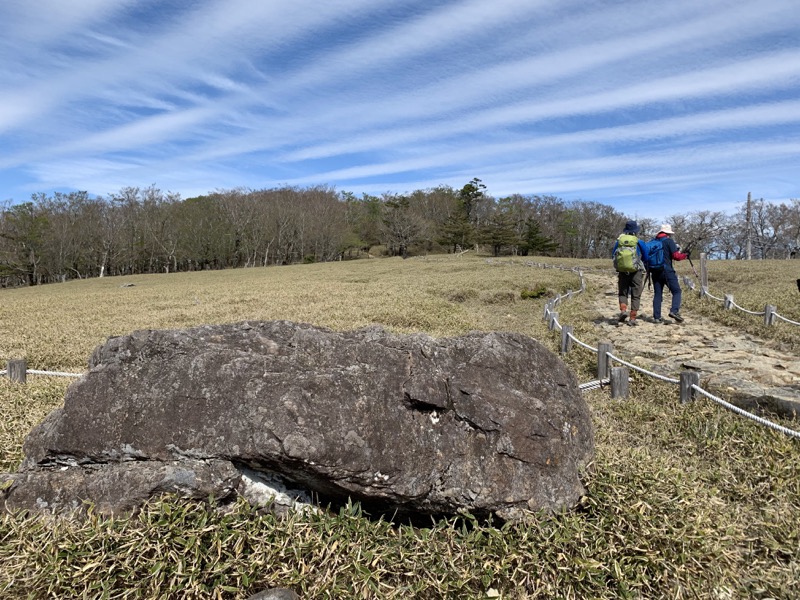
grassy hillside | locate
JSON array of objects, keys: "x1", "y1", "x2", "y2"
[
  {"x1": 685, "y1": 258, "x2": 800, "y2": 351},
  {"x1": 1, "y1": 255, "x2": 798, "y2": 599}
]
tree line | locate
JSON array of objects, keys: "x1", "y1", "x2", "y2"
[{"x1": 1, "y1": 180, "x2": 798, "y2": 287}]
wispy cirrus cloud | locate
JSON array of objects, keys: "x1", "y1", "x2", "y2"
[{"x1": 1, "y1": 0, "x2": 798, "y2": 217}]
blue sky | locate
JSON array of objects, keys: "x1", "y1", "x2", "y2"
[{"x1": 1, "y1": 0, "x2": 799, "y2": 219}]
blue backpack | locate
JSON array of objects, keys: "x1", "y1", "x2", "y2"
[{"x1": 644, "y1": 239, "x2": 666, "y2": 271}]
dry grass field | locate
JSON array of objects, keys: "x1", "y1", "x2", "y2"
[
  {"x1": 1, "y1": 254, "x2": 798, "y2": 599},
  {"x1": 686, "y1": 258, "x2": 800, "y2": 351}
]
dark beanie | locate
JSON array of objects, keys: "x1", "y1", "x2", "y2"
[{"x1": 623, "y1": 220, "x2": 640, "y2": 234}]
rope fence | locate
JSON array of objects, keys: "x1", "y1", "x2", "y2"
[
  {"x1": 703, "y1": 289, "x2": 726, "y2": 302},
  {"x1": 27, "y1": 369, "x2": 83, "y2": 378},
  {"x1": 728, "y1": 298, "x2": 766, "y2": 316},
  {"x1": 685, "y1": 252, "x2": 799, "y2": 326},
  {"x1": 568, "y1": 332, "x2": 598, "y2": 353},
  {"x1": 2, "y1": 359, "x2": 83, "y2": 384},
  {"x1": 710, "y1": 289, "x2": 799, "y2": 325},
  {"x1": 579, "y1": 379, "x2": 609, "y2": 391},
  {"x1": 773, "y1": 312, "x2": 800, "y2": 326},
  {"x1": 536, "y1": 261, "x2": 800, "y2": 440},
  {"x1": 691, "y1": 385, "x2": 800, "y2": 440},
  {"x1": 605, "y1": 352, "x2": 680, "y2": 385}
]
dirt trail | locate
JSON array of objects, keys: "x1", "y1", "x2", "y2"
[{"x1": 579, "y1": 270, "x2": 800, "y2": 416}]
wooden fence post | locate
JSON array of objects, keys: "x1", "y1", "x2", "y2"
[
  {"x1": 597, "y1": 341, "x2": 613, "y2": 380},
  {"x1": 8, "y1": 359, "x2": 27, "y2": 384},
  {"x1": 724, "y1": 294, "x2": 733, "y2": 310},
  {"x1": 560, "y1": 325, "x2": 573, "y2": 355},
  {"x1": 700, "y1": 252, "x2": 708, "y2": 294},
  {"x1": 680, "y1": 371, "x2": 700, "y2": 404},
  {"x1": 610, "y1": 366, "x2": 629, "y2": 399},
  {"x1": 764, "y1": 305, "x2": 776, "y2": 326},
  {"x1": 548, "y1": 311, "x2": 558, "y2": 331}
]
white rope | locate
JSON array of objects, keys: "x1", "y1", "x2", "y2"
[
  {"x1": 579, "y1": 378, "x2": 609, "y2": 391},
  {"x1": 691, "y1": 385, "x2": 800, "y2": 439},
  {"x1": 606, "y1": 352, "x2": 681, "y2": 384},
  {"x1": 773, "y1": 312, "x2": 800, "y2": 326},
  {"x1": 567, "y1": 332, "x2": 598, "y2": 353},
  {"x1": 698, "y1": 283, "x2": 795, "y2": 324},
  {"x1": 0, "y1": 370, "x2": 6, "y2": 376},
  {"x1": 728, "y1": 299, "x2": 766, "y2": 315},
  {"x1": 26, "y1": 369, "x2": 83, "y2": 378}
]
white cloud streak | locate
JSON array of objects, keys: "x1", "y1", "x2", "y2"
[{"x1": 0, "y1": 0, "x2": 798, "y2": 215}]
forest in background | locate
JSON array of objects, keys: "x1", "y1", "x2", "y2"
[{"x1": 1, "y1": 178, "x2": 798, "y2": 287}]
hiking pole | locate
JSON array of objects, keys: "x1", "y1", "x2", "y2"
[
  {"x1": 683, "y1": 242, "x2": 700, "y2": 279},
  {"x1": 686, "y1": 252, "x2": 700, "y2": 279}
]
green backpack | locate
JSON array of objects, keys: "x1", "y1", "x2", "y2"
[{"x1": 613, "y1": 234, "x2": 641, "y2": 273}]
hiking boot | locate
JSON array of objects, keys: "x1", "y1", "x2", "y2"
[
  {"x1": 618, "y1": 311, "x2": 628, "y2": 322},
  {"x1": 652, "y1": 317, "x2": 665, "y2": 324},
  {"x1": 668, "y1": 311, "x2": 684, "y2": 322},
  {"x1": 627, "y1": 318, "x2": 638, "y2": 326}
]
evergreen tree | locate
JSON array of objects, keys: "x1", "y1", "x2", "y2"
[
  {"x1": 458, "y1": 177, "x2": 486, "y2": 221},
  {"x1": 519, "y1": 217, "x2": 558, "y2": 256},
  {"x1": 480, "y1": 210, "x2": 517, "y2": 256},
  {"x1": 438, "y1": 211, "x2": 474, "y2": 252}
]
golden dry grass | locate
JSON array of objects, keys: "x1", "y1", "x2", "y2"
[
  {"x1": 0, "y1": 256, "x2": 575, "y2": 371},
  {"x1": 1, "y1": 254, "x2": 799, "y2": 599},
  {"x1": 686, "y1": 258, "x2": 800, "y2": 351}
]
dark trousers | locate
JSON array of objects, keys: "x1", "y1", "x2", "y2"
[
  {"x1": 617, "y1": 270, "x2": 644, "y2": 311},
  {"x1": 652, "y1": 269, "x2": 681, "y2": 319}
]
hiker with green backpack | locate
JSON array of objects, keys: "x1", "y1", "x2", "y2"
[{"x1": 612, "y1": 220, "x2": 649, "y2": 326}]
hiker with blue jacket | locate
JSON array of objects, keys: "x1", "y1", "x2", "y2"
[
  {"x1": 612, "y1": 220, "x2": 649, "y2": 326},
  {"x1": 649, "y1": 223, "x2": 688, "y2": 323}
]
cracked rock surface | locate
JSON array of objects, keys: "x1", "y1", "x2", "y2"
[{"x1": 2, "y1": 321, "x2": 594, "y2": 521}]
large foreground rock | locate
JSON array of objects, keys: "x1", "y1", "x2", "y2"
[{"x1": 2, "y1": 321, "x2": 594, "y2": 521}]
